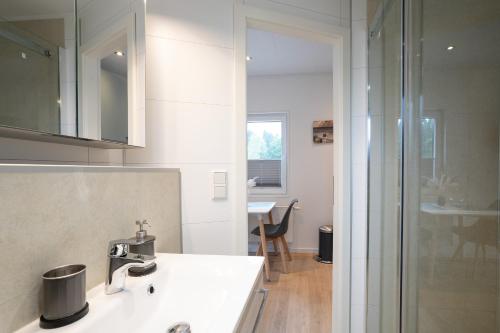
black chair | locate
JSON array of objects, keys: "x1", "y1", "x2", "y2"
[{"x1": 252, "y1": 199, "x2": 298, "y2": 273}]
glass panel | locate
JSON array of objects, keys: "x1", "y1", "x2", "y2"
[
  {"x1": 368, "y1": 0, "x2": 500, "y2": 331},
  {"x1": 403, "y1": 0, "x2": 500, "y2": 331},
  {"x1": 366, "y1": 0, "x2": 403, "y2": 331}
]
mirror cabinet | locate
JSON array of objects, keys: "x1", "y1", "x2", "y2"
[{"x1": 0, "y1": 0, "x2": 145, "y2": 147}]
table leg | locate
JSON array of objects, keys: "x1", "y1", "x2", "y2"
[
  {"x1": 429, "y1": 215, "x2": 439, "y2": 283},
  {"x1": 268, "y1": 212, "x2": 279, "y2": 254},
  {"x1": 457, "y1": 216, "x2": 464, "y2": 259},
  {"x1": 258, "y1": 214, "x2": 271, "y2": 281},
  {"x1": 256, "y1": 242, "x2": 263, "y2": 256}
]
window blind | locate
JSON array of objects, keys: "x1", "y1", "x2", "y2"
[{"x1": 248, "y1": 159, "x2": 282, "y2": 187}]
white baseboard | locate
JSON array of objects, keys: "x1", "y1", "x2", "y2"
[
  {"x1": 248, "y1": 242, "x2": 318, "y2": 254},
  {"x1": 290, "y1": 247, "x2": 318, "y2": 254}
]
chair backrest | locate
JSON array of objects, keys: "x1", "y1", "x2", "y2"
[
  {"x1": 473, "y1": 200, "x2": 500, "y2": 245},
  {"x1": 277, "y1": 199, "x2": 299, "y2": 235}
]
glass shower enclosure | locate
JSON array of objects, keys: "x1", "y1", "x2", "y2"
[{"x1": 367, "y1": 0, "x2": 500, "y2": 332}]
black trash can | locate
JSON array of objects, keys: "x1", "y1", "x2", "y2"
[{"x1": 317, "y1": 225, "x2": 333, "y2": 264}]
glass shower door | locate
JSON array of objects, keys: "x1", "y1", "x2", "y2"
[
  {"x1": 403, "y1": 0, "x2": 500, "y2": 332},
  {"x1": 366, "y1": 0, "x2": 403, "y2": 332},
  {"x1": 367, "y1": 0, "x2": 500, "y2": 332}
]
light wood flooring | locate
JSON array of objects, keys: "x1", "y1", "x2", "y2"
[{"x1": 256, "y1": 253, "x2": 332, "y2": 333}]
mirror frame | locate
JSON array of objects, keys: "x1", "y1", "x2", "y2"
[{"x1": 78, "y1": 2, "x2": 145, "y2": 147}]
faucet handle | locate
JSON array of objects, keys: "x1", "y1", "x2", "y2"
[{"x1": 108, "y1": 239, "x2": 134, "y2": 258}]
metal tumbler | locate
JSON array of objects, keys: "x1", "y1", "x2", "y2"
[{"x1": 41, "y1": 264, "x2": 87, "y2": 321}]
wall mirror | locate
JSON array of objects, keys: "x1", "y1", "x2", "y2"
[
  {"x1": 0, "y1": 0, "x2": 77, "y2": 137},
  {"x1": 77, "y1": 0, "x2": 145, "y2": 146},
  {"x1": 0, "y1": 0, "x2": 145, "y2": 147}
]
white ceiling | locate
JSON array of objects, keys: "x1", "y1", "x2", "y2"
[
  {"x1": 101, "y1": 35, "x2": 128, "y2": 77},
  {"x1": 101, "y1": 51, "x2": 128, "y2": 78},
  {"x1": 246, "y1": 28, "x2": 333, "y2": 76},
  {"x1": 422, "y1": 0, "x2": 500, "y2": 68}
]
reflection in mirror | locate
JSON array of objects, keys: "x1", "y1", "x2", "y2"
[
  {"x1": 77, "y1": 0, "x2": 145, "y2": 146},
  {"x1": 100, "y1": 45, "x2": 128, "y2": 143},
  {"x1": 0, "y1": 0, "x2": 76, "y2": 136}
]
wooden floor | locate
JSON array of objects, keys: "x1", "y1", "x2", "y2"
[{"x1": 256, "y1": 253, "x2": 332, "y2": 333}]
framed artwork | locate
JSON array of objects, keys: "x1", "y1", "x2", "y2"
[{"x1": 313, "y1": 120, "x2": 333, "y2": 143}]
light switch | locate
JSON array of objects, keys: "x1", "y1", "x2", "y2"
[
  {"x1": 213, "y1": 185, "x2": 227, "y2": 199},
  {"x1": 213, "y1": 171, "x2": 227, "y2": 185},
  {"x1": 212, "y1": 170, "x2": 227, "y2": 200}
]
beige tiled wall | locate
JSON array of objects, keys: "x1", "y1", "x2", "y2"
[{"x1": 0, "y1": 165, "x2": 182, "y2": 332}]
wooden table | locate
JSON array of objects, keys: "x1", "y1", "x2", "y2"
[{"x1": 248, "y1": 201, "x2": 276, "y2": 280}]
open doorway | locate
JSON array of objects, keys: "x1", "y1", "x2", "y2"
[{"x1": 245, "y1": 26, "x2": 334, "y2": 332}]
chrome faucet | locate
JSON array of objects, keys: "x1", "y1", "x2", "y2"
[{"x1": 105, "y1": 239, "x2": 156, "y2": 294}]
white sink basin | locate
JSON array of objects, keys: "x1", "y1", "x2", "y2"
[{"x1": 17, "y1": 253, "x2": 264, "y2": 333}]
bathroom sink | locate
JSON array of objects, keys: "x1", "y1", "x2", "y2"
[{"x1": 17, "y1": 254, "x2": 264, "y2": 333}]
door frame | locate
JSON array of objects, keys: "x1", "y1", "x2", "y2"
[{"x1": 233, "y1": 3, "x2": 352, "y2": 332}]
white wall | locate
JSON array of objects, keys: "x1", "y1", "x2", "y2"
[
  {"x1": 125, "y1": 0, "x2": 236, "y2": 254},
  {"x1": 101, "y1": 69, "x2": 128, "y2": 142},
  {"x1": 247, "y1": 73, "x2": 334, "y2": 253},
  {"x1": 130, "y1": 0, "x2": 349, "y2": 257}
]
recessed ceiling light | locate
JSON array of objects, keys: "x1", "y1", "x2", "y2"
[
  {"x1": 447, "y1": 45, "x2": 455, "y2": 51},
  {"x1": 114, "y1": 50, "x2": 125, "y2": 57},
  {"x1": 246, "y1": 55, "x2": 253, "y2": 61}
]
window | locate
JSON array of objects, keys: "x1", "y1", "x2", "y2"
[
  {"x1": 247, "y1": 113, "x2": 287, "y2": 194},
  {"x1": 420, "y1": 117, "x2": 436, "y2": 178},
  {"x1": 397, "y1": 116, "x2": 438, "y2": 178}
]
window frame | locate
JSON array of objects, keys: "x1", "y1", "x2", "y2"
[
  {"x1": 423, "y1": 109, "x2": 443, "y2": 180},
  {"x1": 247, "y1": 112, "x2": 288, "y2": 195}
]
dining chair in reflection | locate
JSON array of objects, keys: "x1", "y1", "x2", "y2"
[{"x1": 451, "y1": 201, "x2": 498, "y2": 275}]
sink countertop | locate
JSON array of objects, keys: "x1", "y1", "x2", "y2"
[{"x1": 16, "y1": 253, "x2": 264, "y2": 333}]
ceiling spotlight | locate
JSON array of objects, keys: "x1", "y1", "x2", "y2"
[
  {"x1": 446, "y1": 45, "x2": 455, "y2": 51},
  {"x1": 246, "y1": 55, "x2": 253, "y2": 61},
  {"x1": 114, "y1": 50, "x2": 125, "y2": 57}
]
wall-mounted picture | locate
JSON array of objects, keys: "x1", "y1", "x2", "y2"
[{"x1": 313, "y1": 120, "x2": 333, "y2": 143}]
